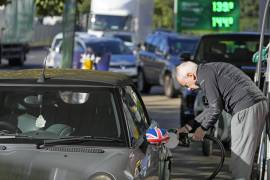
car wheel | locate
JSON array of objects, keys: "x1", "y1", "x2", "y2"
[
  {"x1": 137, "y1": 69, "x2": 151, "y2": 93},
  {"x1": 164, "y1": 74, "x2": 177, "y2": 98},
  {"x1": 9, "y1": 54, "x2": 25, "y2": 66}
]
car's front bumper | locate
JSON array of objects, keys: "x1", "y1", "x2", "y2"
[{"x1": 109, "y1": 67, "x2": 138, "y2": 82}]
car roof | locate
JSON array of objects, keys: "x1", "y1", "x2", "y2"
[
  {"x1": 81, "y1": 37, "x2": 122, "y2": 44},
  {"x1": 200, "y1": 32, "x2": 270, "y2": 38},
  {"x1": 0, "y1": 69, "x2": 133, "y2": 86},
  {"x1": 152, "y1": 31, "x2": 199, "y2": 40}
]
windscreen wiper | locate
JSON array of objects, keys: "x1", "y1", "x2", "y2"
[
  {"x1": 0, "y1": 130, "x2": 29, "y2": 138},
  {"x1": 37, "y1": 136, "x2": 124, "y2": 149}
]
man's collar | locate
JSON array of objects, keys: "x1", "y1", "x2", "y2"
[{"x1": 195, "y1": 64, "x2": 203, "y2": 87}]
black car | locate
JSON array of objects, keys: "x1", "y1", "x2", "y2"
[
  {"x1": 137, "y1": 31, "x2": 199, "y2": 97},
  {"x1": 0, "y1": 69, "x2": 171, "y2": 179},
  {"x1": 180, "y1": 32, "x2": 270, "y2": 155}
]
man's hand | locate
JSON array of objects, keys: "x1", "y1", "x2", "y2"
[{"x1": 192, "y1": 127, "x2": 206, "y2": 141}]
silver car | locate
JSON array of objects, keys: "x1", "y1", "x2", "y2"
[
  {"x1": 0, "y1": 69, "x2": 171, "y2": 180},
  {"x1": 46, "y1": 33, "x2": 138, "y2": 83}
]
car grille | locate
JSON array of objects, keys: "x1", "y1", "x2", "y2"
[
  {"x1": 44, "y1": 146, "x2": 105, "y2": 153},
  {"x1": 110, "y1": 65, "x2": 135, "y2": 69}
]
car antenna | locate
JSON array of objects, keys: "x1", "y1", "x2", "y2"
[{"x1": 37, "y1": 51, "x2": 48, "y2": 83}]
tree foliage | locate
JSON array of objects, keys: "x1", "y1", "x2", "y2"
[
  {"x1": 35, "y1": 0, "x2": 65, "y2": 16},
  {"x1": 78, "y1": 0, "x2": 90, "y2": 14},
  {"x1": 239, "y1": 0, "x2": 259, "y2": 31},
  {"x1": 35, "y1": 0, "x2": 89, "y2": 17},
  {"x1": 0, "y1": 0, "x2": 10, "y2": 5},
  {"x1": 153, "y1": 0, "x2": 174, "y2": 30}
]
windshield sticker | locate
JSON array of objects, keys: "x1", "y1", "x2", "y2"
[{"x1": 35, "y1": 115, "x2": 46, "y2": 128}]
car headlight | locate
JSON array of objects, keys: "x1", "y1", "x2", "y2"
[{"x1": 90, "y1": 173, "x2": 115, "y2": 180}]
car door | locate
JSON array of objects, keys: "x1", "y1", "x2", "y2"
[
  {"x1": 137, "y1": 35, "x2": 156, "y2": 84},
  {"x1": 154, "y1": 37, "x2": 169, "y2": 83},
  {"x1": 146, "y1": 35, "x2": 168, "y2": 85},
  {"x1": 121, "y1": 86, "x2": 160, "y2": 179}
]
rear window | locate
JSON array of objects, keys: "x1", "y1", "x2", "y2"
[
  {"x1": 168, "y1": 38, "x2": 198, "y2": 55},
  {"x1": 195, "y1": 35, "x2": 270, "y2": 66},
  {"x1": 86, "y1": 41, "x2": 121, "y2": 55}
]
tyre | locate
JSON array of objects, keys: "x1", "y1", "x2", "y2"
[
  {"x1": 137, "y1": 69, "x2": 151, "y2": 93},
  {"x1": 164, "y1": 74, "x2": 177, "y2": 98},
  {"x1": 9, "y1": 55, "x2": 25, "y2": 66}
]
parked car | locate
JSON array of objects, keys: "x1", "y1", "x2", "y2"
[
  {"x1": 46, "y1": 33, "x2": 138, "y2": 83},
  {"x1": 0, "y1": 68, "x2": 171, "y2": 180},
  {"x1": 180, "y1": 32, "x2": 270, "y2": 155},
  {"x1": 137, "y1": 31, "x2": 199, "y2": 97}
]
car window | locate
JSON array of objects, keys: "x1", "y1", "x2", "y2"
[
  {"x1": 159, "y1": 38, "x2": 169, "y2": 53},
  {"x1": 195, "y1": 36, "x2": 264, "y2": 66},
  {"x1": 168, "y1": 38, "x2": 198, "y2": 55},
  {"x1": 52, "y1": 38, "x2": 62, "y2": 50},
  {"x1": 0, "y1": 87, "x2": 124, "y2": 144},
  {"x1": 122, "y1": 86, "x2": 148, "y2": 143},
  {"x1": 86, "y1": 41, "x2": 124, "y2": 55},
  {"x1": 114, "y1": 34, "x2": 132, "y2": 43},
  {"x1": 74, "y1": 41, "x2": 85, "y2": 53},
  {"x1": 151, "y1": 36, "x2": 161, "y2": 51},
  {"x1": 144, "y1": 35, "x2": 156, "y2": 52}
]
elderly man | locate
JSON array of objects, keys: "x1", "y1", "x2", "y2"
[{"x1": 176, "y1": 61, "x2": 268, "y2": 179}]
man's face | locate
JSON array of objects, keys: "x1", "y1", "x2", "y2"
[{"x1": 176, "y1": 72, "x2": 199, "y2": 90}]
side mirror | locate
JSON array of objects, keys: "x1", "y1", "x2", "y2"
[
  {"x1": 180, "y1": 52, "x2": 191, "y2": 61},
  {"x1": 145, "y1": 127, "x2": 169, "y2": 145}
]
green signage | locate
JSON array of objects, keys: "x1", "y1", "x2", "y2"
[{"x1": 175, "y1": 0, "x2": 239, "y2": 32}]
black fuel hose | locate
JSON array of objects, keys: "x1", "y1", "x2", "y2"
[
  {"x1": 204, "y1": 134, "x2": 225, "y2": 180},
  {"x1": 178, "y1": 132, "x2": 225, "y2": 179}
]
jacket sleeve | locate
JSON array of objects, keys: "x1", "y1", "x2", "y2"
[{"x1": 194, "y1": 67, "x2": 223, "y2": 130}]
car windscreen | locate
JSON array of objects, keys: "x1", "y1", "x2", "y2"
[
  {"x1": 195, "y1": 35, "x2": 269, "y2": 66},
  {"x1": 0, "y1": 86, "x2": 124, "y2": 143},
  {"x1": 86, "y1": 41, "x2": 131, "y2": 55},
  {"x1": 168, "y1": 38, "x2": 198, "y2": 55},
  {"x1": 113, "y1": 34, "x2": 132, "y2": 42}
]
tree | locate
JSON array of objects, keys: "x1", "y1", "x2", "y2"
[
  {"x1": 240, "y1": 0, "x2": 259, "y2": 31},
  {"x1": 78, "y1": 0, "x2": 90, "y2": 14},
  {"x1": 35, "y1": 0, "x2": 65, "y2": 16},
  {"x1": 0, "y1": 0, "x2": 10, "y2": 5},
  {"x1": 153, "y1": 0, "x2": 174, "y2": 30}
]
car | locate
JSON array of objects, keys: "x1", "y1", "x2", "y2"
[
  {"x1": 137, "y1": 31, "x2": 199, "y2": 97},
  {"x1": 111, "y1": 32, "x2": 135, "y2": 51},
  {"x1": 46, "y1": 33, "x2": 138, "y2": 83},
  {"x1": 0, "y1": 68, "x2": 172, "y2": 180},
  {"x1": 180, "y1": 32, "x2": 270, "y2": 155}
]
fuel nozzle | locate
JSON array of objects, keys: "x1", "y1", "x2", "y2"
[{"x1": 178, "y1": 133, "x2": 190, "y2": 147}]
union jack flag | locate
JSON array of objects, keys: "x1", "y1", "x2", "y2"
[{"x1": 146, "y1": 128, "x2": 169, "y2": 144}]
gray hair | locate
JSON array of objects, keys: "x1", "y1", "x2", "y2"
[{"x1": 176, "y1": 61, "x2": 198, "y2": 78}]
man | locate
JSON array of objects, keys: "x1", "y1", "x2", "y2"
[{"x1": 176, "y1": 61, "x2": 268, "y2": 179}]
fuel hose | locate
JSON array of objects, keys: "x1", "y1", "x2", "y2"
[
  {"x1": 204, "y1": 134, "x2": 225, "y2": 180},
  {"x1": 177, "y1": 133, "x2": 225, "y2": 180}
]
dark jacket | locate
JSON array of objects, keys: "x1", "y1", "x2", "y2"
[{"x1": 194, "y1": 62, "x2": 266, "y2": 130}]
